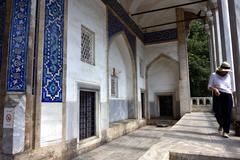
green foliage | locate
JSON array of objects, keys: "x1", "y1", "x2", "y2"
[{"x1": 188, "y1": 20, "x2": 211, "y2": 97}]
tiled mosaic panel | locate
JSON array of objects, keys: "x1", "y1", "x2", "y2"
[
  {"x1": 0, "y1": 0, "x2": 6, "y2": 72},
  {"x1": 108, "y1": 9, "x2": 124, "y2": 39},
  {"x1": 7, "y1": 0, "x2": 31, "y2": 91},
  {"x1": 42, "y1": 0, "x2": 64, "y2": 102},
  {"x1": 108, "y1": 10, "x2": 136, "y2": 58},
  {"x1": 144, "y1": 29, "x2": 178, "y2": 44}
]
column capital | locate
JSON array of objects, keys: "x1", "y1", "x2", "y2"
[{"x1": 209, "y1": 0, "x2": 218, "y2": 9}]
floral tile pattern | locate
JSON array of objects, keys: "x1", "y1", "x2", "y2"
[
  {"x1": 7, "y1": 0, "x2": 31, "y2": 91},
  {"x1": 42, "y1": 0, "x2": 64, "y2": 102}
]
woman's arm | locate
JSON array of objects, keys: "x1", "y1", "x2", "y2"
[
  {"x1": 208, "y1": 86, "x2": 220, "y2": 96},
  {"x1": 208, "y1": 73, "x2": 220, "y2": 96}
]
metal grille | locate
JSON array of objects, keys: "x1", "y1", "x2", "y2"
[
  {"x1": 111, "y1": 75, "x2": 118, "y2": 97},
  {"x1": 81, "y1": 25, "x2": 95, "y2": 65},
  {"x1": 79, "y1": 91, "x2": 96, "y2": 140},
  {"x1": 141, "y1": 92, "x2": 145, "y2": 118}
]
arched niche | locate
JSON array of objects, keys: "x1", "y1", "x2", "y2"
[{"x1": 108, "y1": 32, "x2": 137, "y2": 122}]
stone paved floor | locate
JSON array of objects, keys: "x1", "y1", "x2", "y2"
[
  {"x1": 74, "y1": 112, "x2": 240, "y2": 160},
  {"x1": 74, "y1": 125, "x2": 172, "y2": 160},
  {"x1": 140, "y1": 112, "x2": 240, "y2": 160}
]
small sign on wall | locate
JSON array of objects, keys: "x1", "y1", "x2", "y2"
[{"x1": 3, "y1": 108, "x2": 14, "y2": 128}]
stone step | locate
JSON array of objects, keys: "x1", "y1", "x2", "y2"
[{"x1": 139, "y1": 112, "x2": 240, "y2": 160}]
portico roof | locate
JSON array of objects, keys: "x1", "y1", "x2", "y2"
[{"x1": 118, "y1": 0, "x2": 208, "y2": 32}]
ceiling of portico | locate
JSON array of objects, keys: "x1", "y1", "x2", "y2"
[{"x1": 118, "y1": 0, "x2": 208, "y2": 32}]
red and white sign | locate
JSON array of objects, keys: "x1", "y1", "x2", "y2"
[{"x1": 3, "y1": 108, "x2": 14, "y2": 128}]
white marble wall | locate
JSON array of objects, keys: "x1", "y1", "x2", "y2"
[
  {"x1": 144, "y1": 42, "x2": 179, "y2": 64},
  {"x1": 66, "y1": 0, "x2": 107, "y2": 140},
  {"x1": 40, "y1": 103, "x2": 62, "y2": 146}
]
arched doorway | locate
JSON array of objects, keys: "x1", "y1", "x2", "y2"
[{"x1": 146, "y1": 54, "x2": 180, "y2": 120}]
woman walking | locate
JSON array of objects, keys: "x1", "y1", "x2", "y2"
[{"x1": 208, "y1": 61, "x2": 233, "y2": 138}]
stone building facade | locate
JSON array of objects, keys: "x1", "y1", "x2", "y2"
[{"x1": 0, "y1": 0, "x2": 239, "y2": 159}]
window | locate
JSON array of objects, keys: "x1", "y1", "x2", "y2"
[
  {"x1": 81, "y1": 25, "x2": 95, "y2": 65},
  {"x1": 111, "y1": 75, "x2": 118, "y2": 97},
  {"x1": 140, "y1": 58, "x2": 144, "y2": 78},
  {"x1": 111, "y1": 68, "x2": 119, "y2": 97}
]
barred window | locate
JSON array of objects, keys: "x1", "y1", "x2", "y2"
[
  {"x1": 140, "y1": 58, "x2": 144, "y2": 78},
  {"x1": 111, "y1": 75, "x2": 118, "y2": 97},
  {"x1": 81, "y1": 25, "x2": 95, "y2": 65}
]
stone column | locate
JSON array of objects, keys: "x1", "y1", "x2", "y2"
[
  {"x1": 218, "y1": 0, "x2": 236, "y2": 91},
  {"x1": 1, "y1": 0, "x2": 37, "y2": 154},
  {"x1": 228, "y1": 0, "x2": 240, "y2": 136},
  {"x1": 211, "y1": 1, "x2": 223, "y2": 66},
  {"x1": 176, "y1": 8, "x2": 191, "y2": 116},
  {"x1": 210, "y1": 25, "x2": 217, "y2": 70},
  {"x1": 205, "y1": 23, "x2": 214, "y2": 73},
  {"x1": 206, "y1": 10, "x2": 217, "y2": 71},
  {"x1": 0, "y1": 0, "x2": 8, "y2": 151}
]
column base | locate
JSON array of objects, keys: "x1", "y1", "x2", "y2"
[
  {"x1": 235, "y1": 121, "x2": 240, "y2": 136},
  {"x1": 2, "y1": 94, "x2": 26, "y2": 154}
]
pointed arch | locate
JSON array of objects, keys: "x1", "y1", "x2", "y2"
[
  {"x1": 146, "y1": 53, "x2": 178, "y2": 72},
  {"x1": 108, "y1": 32, "x2": 138, "y2": 122}
]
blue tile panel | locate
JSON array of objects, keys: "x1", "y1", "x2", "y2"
[
  {"x1": 7, "y1": 0, "x2": 31, "y2": 92},
  {"x1": 108, "y1": 9, "x2": 124, "y2": 39},
  {"x1": 144, "y1": 29, "x2": 178, "y2": 44},
  {"x1": 42, "y1": 0, "x2": 64, "y2": 102},
  {"x1": 102, "y1": 0, "x2": 143, "y2": 40},
  {"x1": 0, "y1": 0, "x2": 6, "y2": 73},
  {"x1": 108, "y1": 9, "x2": 136, "y2": 58}
]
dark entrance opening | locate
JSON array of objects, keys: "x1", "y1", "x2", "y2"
[
  {"x1": 79, "y1": 90, "x2": 96, "y2": 140},
  {"x1": 141, "y1": 92, "x2": 145, "y2": 118},
  {"x1": 159, "y1": 95, "x2": 173, "y2": 118}
]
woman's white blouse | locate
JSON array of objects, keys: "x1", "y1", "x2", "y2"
[{"x1": 208, "y1": 73, "x2": 232, "y2": 94}]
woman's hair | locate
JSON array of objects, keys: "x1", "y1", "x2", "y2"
[
  {"x1": 216, "y1": 70, "x2": 221, "y2": 75},
  {"x1": 216, "y1": 70, "x2": 228, "y2": 76}
]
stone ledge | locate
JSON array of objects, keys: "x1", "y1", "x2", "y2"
[
  {"x1": 169, "y1": 150, "x2": 240, "y2": 160},
  {"x1": 192, "y1": 105, "x2": 212, "y2": 112},
  {"x1": 106, "y1": 119, "x2": 146, "y2": 142},
  {"x1": 0, "y1": 139, "x2": 78, "y2": 160},
  {"x1": 77, "y1": 137, "x2": 102, "y2": 155},
  {"x1": 0, "y1": 119, "x2": 147, "y2": 160}
]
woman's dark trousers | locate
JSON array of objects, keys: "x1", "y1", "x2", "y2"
[{"x1": 213, "y1": 92, "x2": 233, "y2": 133}]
